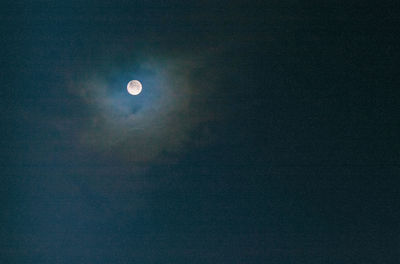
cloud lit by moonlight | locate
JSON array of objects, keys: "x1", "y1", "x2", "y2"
[{"x1": 71, "y1": 54, "x2": 218, "y2": 164}]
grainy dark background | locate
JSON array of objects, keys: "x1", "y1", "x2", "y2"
[{"x1": 1, "y1": 1, "x2": 399, "y2": 263}]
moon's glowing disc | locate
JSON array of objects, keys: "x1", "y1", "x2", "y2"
[{"x1": 127, "y1": 80, "x2": 142, "y2": 95}]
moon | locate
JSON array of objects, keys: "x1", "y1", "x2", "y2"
[{"x1": 127, "y1": 80, "x2": 142, "y2": 95}]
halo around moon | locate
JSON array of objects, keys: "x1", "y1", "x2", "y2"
[{"x1": 127, "y1": 80, "x2": 142, "y2": 95}]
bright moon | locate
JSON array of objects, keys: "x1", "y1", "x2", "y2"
[{"x1": 127, "y1": 80, "x2": 142, "y2": 95}]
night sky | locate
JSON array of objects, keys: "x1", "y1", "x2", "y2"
[{"x1": 1, "y1": 1, "x2": 400, "y2": 263}]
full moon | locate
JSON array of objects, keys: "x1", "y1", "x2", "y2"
[{"x1": 127, "y1": 80, "x2": 142, "y2": 95}]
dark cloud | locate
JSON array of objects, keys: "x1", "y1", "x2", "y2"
[{"x1": 65, "y1": 48, "x2": 222, "y2": 164}]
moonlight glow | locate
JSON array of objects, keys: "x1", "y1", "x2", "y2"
[{"x1": 127, "y1": 80, "x2": 142, "y2": 95}]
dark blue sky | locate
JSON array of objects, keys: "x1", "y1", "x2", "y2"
[{"x1": 1, "y1": 1, "x2": 399, "y2": 263}]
